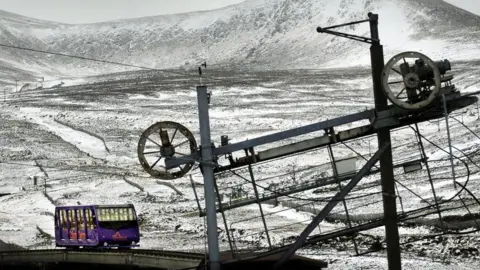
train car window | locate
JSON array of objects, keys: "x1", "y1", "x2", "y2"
[
  {"x1": 96, "y1": 207, "x2": 137, "y2": 223},
  {"x1": 99, "y1": 208, "x2": 104, "y2": 221},
  {"x1": 96, "y1": 209, "x2": 102, "y2": 222},
  {"x1": 93, "y1": 209, "x2": 98, "y2": 229},
  {"x1": 86, "y1": 209, "x2": 90, "y2": 227},
  {"x1": 56, "y1": 210, "x2": 60, "y2": 228},
  {"x1": 109, "y1": 208, "x2": 115, "y2": 221},
  {"x1": 96, "y1": 207, "x2": 137, "y2": 230},
  {"x1": 57, "y1": 211, "x2": 62, "y2": 228},
  {"x1": 97, "y1": 208, "x2": 104, "y2": 221},
  {"x1": 82, "y1": 209, "x2": 86, "y2": 228},
  {"x1": 61, "y1": 210, "x2": 67, "y2": 228},
  {"x1": 55, "y1": 211, "x2": 59, "y2": 228},
  {"x1": 75, "y1": 210, "x2": 79, "y2": 232},
  {"x1": 73, "y1": 210, "x2": 77, "y2": 227},
  {"x1": 77, "y1": 209, "x2": 84, "y2": 229},
  {"x1": 109, "y1": 208, "x2": 114, "y2": 221},
  {"x1": 68, "y1": 210, "x2": 76, "y2": 228},
  {"x1": 85, "y1": 209, "x2": 94, "y2": 229},
  {"x1": 128, "y1": 208, "x2": 134, "y2": 220},
  {"x1": 66, "y1": 210, "x2": 70, "y2": 227},
  {"x1": 73, "y1": 210, "x2": 77, "y2": 226}
]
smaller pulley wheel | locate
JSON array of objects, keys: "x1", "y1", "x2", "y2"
[
  {"x1": 381, "y1": 51, "x2": 441, "y2": 110},
  {"x1": 137, "y1": 121, "x2": 197, "y2": 180}
]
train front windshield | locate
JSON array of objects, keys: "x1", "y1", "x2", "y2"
[{"x1": 97, "y1": 206, "x2": 138, "y2": 230}]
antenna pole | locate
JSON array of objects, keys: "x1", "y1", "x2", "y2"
[
  {"x1": 369, "y1": 13, "x2": 402, "y2": 270},
  {"x1": 197, "y1": 85, "x2": 221, "y2": 270}
]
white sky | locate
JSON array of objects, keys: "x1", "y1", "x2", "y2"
[
  {"x1": 0, "y1": 0, "x2": 477, "y2": 24},
  {"x1": 445, "y1": 0, "x2": 480, "y2": 15},
  {"x1": 0, "y1": 0, "x2": 247, "y2": 24}
]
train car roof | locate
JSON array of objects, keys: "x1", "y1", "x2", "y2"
[{"x1": 55, "y1": 204, "x2": 135, "y2": 209}]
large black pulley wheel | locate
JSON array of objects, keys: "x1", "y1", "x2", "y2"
[
  {"x1": 137, "y1": 121, "x2": 197, "y2": 180},
  {"x1": 381, "y1": 51, "x2": 441, "y2": 110}
]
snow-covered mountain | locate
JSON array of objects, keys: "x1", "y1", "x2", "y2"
[{"x1": 0, "y1": 0, "x2": 479, "y2": 79}]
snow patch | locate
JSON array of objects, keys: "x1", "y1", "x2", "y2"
[{"x1": 23, "y1": 111, "x2": 109, "y2": 159}]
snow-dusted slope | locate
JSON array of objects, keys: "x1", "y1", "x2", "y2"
[{"x1": 0, "y1": 0, "x2": 479, "y2": 77}]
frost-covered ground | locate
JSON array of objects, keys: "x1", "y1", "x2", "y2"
[{"x1": 1, "y1": 62, "x2": 480, "y2": 269}]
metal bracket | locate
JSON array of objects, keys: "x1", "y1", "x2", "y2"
[
  {"x1": 316, "y1": 13, "x2": 380, "y2": 44},
  {"x1": 382, "y1": 192, "x2": 397, "y2": 198}
]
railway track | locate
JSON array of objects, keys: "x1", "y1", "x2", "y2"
[
  {"x1": 0, "y1": 248, "x2": 205, "y2": 258},
  {"x1": 0, "y1": 248, "x2": 206, "y2": 269}
]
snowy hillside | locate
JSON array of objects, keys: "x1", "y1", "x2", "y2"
[
  {"x1": 1, "y1": 63, "x2": 480, "y2": 268},
  {"x1": 0, "y1": 0, "x2": 479, "y2": 79}
]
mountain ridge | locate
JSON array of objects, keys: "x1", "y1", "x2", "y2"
[{"x1": 0, "y1": 0, "x2": 478, "y2": 82}]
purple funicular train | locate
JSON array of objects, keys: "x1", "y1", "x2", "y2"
[{"x1": 54, "y1": 204, "x2": 140, "y2": 249}]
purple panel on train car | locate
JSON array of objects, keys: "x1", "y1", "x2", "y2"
[
  {"x1": 97, "y1": 227, "x2": 139, "y2": 244},
  {"x1": 87, "y1": 230, "x2": 98, "y2": 242},
  {"x1": 62, "y1": 228, "x2": 69, "y2": 239},
  {"x1": 100, "y1": 228, "x2": 139, "y2": 242}
]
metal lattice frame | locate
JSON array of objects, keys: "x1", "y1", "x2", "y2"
[{"x1": 137, "y1": 12, "x2": 480, "y2": 270}]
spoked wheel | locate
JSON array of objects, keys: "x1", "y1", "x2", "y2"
[
  {"x1": 381, "y1": 51, "x2": 441, "y2": 110},
  {"x1": 137, "y1": 121, "x2": 197, "y2": 180}
]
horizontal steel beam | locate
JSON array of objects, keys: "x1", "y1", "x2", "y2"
[
  {"x1": 165, "y1": 110, "x2": 374, "y2": 169},
  {"x1": 213, "y1": 110, "x2": 374, "y2": 156},
  {"x1": 257, "y1": 135, "x2": 331, "y2": 161},
  {"x1": 214, "y1": 125, "x2": 373, "y2": 173}
]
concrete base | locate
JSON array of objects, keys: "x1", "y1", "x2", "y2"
[{"x1": 199, "y1": 251, "x2": 328, "y2": 270}]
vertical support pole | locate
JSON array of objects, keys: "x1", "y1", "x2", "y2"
[
  {"x1": 196, "y1": 85, "x2": 221, "y2": 270},
  {"x1": 442, "y1": 94, "x2": 457, "y2": 189},
  {"x1": 327, "y1": 145, "x2": 359, "y2": 255},
  {"x1": 369, "y1": 12, "x2": 402, "y2": 270}
]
